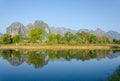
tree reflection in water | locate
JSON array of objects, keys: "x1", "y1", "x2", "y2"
[
  {"x1": 108, "y1": 66, "x2": 120, "y2": 81},
  {"x1": 0, "y1": 49, "x2": 120, "y2": 69},
  {"x1": 0, "y1": 50, "x2": 120, "y2": 81}
]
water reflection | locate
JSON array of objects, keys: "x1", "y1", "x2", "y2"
[
  {"x1": 0, "y1": 49, "x2": 120, "y2": 69},
  {"x1": 108, "y1": 66, "x2": 120, "y2": 81},
  {"x1": 0, "y1": 49, "x2": 120, "y2": 81}
]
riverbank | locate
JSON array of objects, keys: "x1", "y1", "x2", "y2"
[{"x1": 0, "y1": 45, "x2": 120, "y2": 50}]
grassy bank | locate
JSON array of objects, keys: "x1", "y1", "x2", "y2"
[{"x1": 0, "y1": 44, "x2": 120, "y2": 50}]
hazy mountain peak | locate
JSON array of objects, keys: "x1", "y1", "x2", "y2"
[
  {"x1": 34, "y1": 20, "x2": 48, "y2": 27},
  {"x1": 26, "y1": 23, "x2": 34, "y2": 31},
  {"x1": 107, "y1": 30, "x2": 119, "y2": 33},
  {"x1": 107, "y1": 30, "x2": 120, "y2": 40},
  {"x1": 34, "y1": 20, "x2": 44, "y2": 23},
  {"x1": 50, "y1": 27, "x2": 120, "y2": 39},
  {"x1": 5, "y1": 20, "x2": 120, "y2": 40},
  {"x1": 78, "y1": 29, "x2": 90, "y2": 32},
  {"x1": 95, "y1": 28, "x2": 106, "y2": 35},
  {"x1": 6, "y1": 20, "x2": 51, "y2": 39},
  {"x1": 10, "y1": 22, "x2": 24, "y2": 27},
  {"x1": 7, "y1": 22, "x2": 26, "y2": 37}
]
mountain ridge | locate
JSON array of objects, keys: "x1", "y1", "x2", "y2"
[
  {"x1": 5, "y1": 20, "x2": 120, "y2": 40},
  {"x1": 50, "y1": 27, "x2": 120, "y2": 39},
  {"x1": 6, "y1": 20, "x2": 51, "y2": 39}
]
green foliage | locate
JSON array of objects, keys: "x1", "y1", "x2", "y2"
[
  {"x1": 113, "y1": 39, "x2": 120, "y2": 44},
  {"x1": 1, "y1": 34, "x2": 12, "y2": 44},
  {"x1": 56, "y1": 34, "x2": 63, "y2": 44},
  {"x1": 90, "y1": 34, "x2": 97, "y2": 44},
  {"x1": 97, "y1": 35, "x2": 110, "y2": 44},
  {"x1": 81, "y1": 32, "x2": 91, "y2": 44},
  {"x1": 48, "y1": 33, "x2": 57, "y2": 43},
  {"x1": 28, "y1": 28, "x2": 43, "y2": 43},
  {"x1": 75, "y1": 32, "x2": 82, "y2": 44},
  {"x1": 0, "y1": 30, "x2": 115, "y2": 45},
  {"x1": 13, "y1": 35, "x2": 21, "y2": 43},
  {"x1": 75, "y1": 32, "x2": 98, "y2": 44},
  {"x1": 60, "y1": 37, "x2": 67, "y2": 44},
  {"x1": 47, "y1": 33, "x2": 63, "y2": 44},
  {"x1": 65, "y1": 32, "x2": 74, "y2": 44}
]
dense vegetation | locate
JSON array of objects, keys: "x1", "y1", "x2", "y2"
[{"x1": 0, "y1": 28, "x2": 120, "y2": 45}]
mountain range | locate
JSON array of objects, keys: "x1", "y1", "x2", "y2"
[
  {"x1": 1, "y1": 20, "x2": 120, "y2": 40},
  {"x1": 6, "y1": 20, "x2": 50, "y2": 39},
  {"x1": 50, "y1": 26, "x2": 120, "y2": 40}
]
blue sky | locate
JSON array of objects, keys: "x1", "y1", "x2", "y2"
[{"x1": 0, "y1": 0, "x2": 120, "y2": 33}]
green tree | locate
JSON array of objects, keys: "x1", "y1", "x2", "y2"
[
  {"x1": 13, "y1": 35, "x2": 21, "y2": 43},
  {"x1": 65, "y1": 32, "x2": 74, "y2": 44},
  {"x1": 28, "y1": 28, "x2": 43, "y2": 43},
  {"x1": 75, "y1": 32, "x2": 82, "y2": 44},
  {"x1": 1, "y1": 34, "x2": 12, "y2": 44},
  {"x1": 48, "y1": 33, "x2": 57, "y2": 44},
  {"x1": 56, "y1": 34, "x2": 62, "y2": 44},
  {"x1": 113, "y1": 39, "x2": 120, "y2": 44},
  {"x1": 60, "y1": 37, "x2": 67, "y2": 44},
  {"x1": 76, "y1": 32, "x2": 91, "y2": 44},
  {"x1": 89, "y1": 34, "x2": 97, "y2": 44},
  {"x1": 48, "y1": 34, "x2": 63, "y2": 44},
  {"x1": 97, "y1": 35, "x2": 110, "y2": 44}
]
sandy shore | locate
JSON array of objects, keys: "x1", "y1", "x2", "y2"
[{"x1": 0, "y1": 45, "x2": 113, "y2": 50}]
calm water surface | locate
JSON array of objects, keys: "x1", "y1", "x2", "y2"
[{"x1": 0, "y1": 49, "x2": 120, "y2": 81}]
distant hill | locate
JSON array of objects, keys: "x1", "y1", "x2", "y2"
[
  {"x1": 6, "y1": 20, "x2": 120, "y2": 40},
  {"x1": 50, "y1": 27, "x2": 77, "y2": 35},
  {"x1": 26, "y1": 20, "x2": 50, "y2": 40},
  {"x1": 7, "y1": 22, "x2": 27, "y2": 37},
  {"x1": 6, "y1": 20, "x2": 51, "y2": 39},
  {"x1": 107, "y1": 30, "x2": 120, "y2": 40},
  {"x1": 50, "y1": 27, "x2": 120, "y2": 40}
]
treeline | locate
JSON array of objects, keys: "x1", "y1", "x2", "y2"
[{"x1": 0, "y1": 28, "x2": 120, "y2": 45}]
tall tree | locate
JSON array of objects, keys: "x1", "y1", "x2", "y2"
[
  {"x1": 13, "y1": 35, "x2": 21, "y2": 43},
  {"x1": 28, "y1": 28, "x2": 43, "y2": 43},
  {"x1": 60, "y1": 37, "x2": 67, "y2": 44},
  {"x1": 113, "y1": 39, "x2": 120, "y2": 44},
  {"x1": 65, "y1": 32, "x2": 74, "y2": 44},
  {"x1": 56, "y1": 34, "x2": 62, "y2": 44},
  {"x1": 48, "y1": 33, "x2": 57, "y2": 44},
  {"x1": 78, "y1": 32, "x2": 91, "y2": 44},
  {"x1": 75, "y1": 32, "x2": 82, "y2": 44},
  {"x1": 1, "y1": 34, "x2": 12, "y2": 44},
  {"x1": 89, "y1": 34, "x2": 97, "y2": 44}
]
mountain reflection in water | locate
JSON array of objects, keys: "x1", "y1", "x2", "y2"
[
  {"x1": 0, "y1": 49, "x2": 120, "y2": 81},
  {"x1": 0, "y1": 50, "x2": 120, "y2": 69}
]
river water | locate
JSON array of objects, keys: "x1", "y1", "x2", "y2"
[{"x1": 0, "y1": 49, "x2": 120, "y2": 81}]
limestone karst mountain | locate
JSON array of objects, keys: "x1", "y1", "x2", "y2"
[
  {"x1": 6, "y1": 20, "x2": 51, "y2": 39},
  {"x1": 107, "y1": 30, "x2": 120, "y2": 40},
  {"x1": 7, "y1": 22, "x2": 27, "y2": 37},
  {"x1": 50, "y1": 27, "x2": 120, "y2": 39},
  {"x1": 6, "y1": 20, "x2": 120, "y2": 40},
  {"x1": 26, "y1": 20, "x2": 51, "y2": 40}
]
